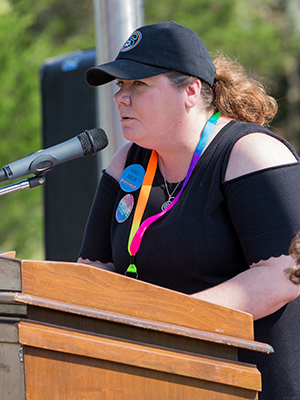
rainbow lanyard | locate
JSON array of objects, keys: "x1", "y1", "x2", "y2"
[{"x1": 126, "y1": 112, "x2": 220, "y2": 277}]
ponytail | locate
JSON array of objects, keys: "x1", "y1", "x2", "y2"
[{"x1": 212, "y1": 54, "x2": 278, "y2": 127}]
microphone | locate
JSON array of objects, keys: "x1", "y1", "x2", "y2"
[{"x1": 0, "y1": 128, "x2": 108, "y2": 182}]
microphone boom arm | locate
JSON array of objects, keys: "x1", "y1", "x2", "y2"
[{"x1": 0, "y1": 175, "x2": 46, "y2": 196}]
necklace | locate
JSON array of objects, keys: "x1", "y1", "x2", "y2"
[
  {"x1": 160, "y1": 160, "x2": 189, "y2": 211},
  {"x1": 126, "y1": 112, "x2": 220, "y2": 278}
]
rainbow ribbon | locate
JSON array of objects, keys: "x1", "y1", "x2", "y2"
[{"x1": 126, "y1": 112, "x2": 220, "y2": 277}]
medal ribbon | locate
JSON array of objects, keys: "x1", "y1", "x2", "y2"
[{"x1": 126, "y1": 112, "x2": 220, "y2": 277}]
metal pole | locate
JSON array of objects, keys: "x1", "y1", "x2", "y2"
[
  {"x1": 93, "y1": 0, "x2": 145, "y2": 169},
  {"x1": 0, "y1": 176, "x2": 46, "y2": 196}
]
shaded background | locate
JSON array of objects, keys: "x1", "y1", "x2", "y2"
[{"x1": 0, "y1": 0, "x2": 299, "y2": 260}]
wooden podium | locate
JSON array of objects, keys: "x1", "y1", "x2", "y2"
[{"x1": 0, "y1": 253, "x2": 272, "y2": 399}]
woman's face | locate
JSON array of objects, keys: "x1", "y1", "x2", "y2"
[{"x1": 113, "y1": 74, "x2": 186, "y2": 150}]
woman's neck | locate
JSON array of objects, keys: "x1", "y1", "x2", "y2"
[
  {"x1": 157, "y1": 114, "x2": 232, "y2": 182},
  {"x1": 158, "y1": 152, "x2": 191, "y2": 183},
  {"x1": 157, "y1": 111, "x2": 222, "y2": 183}
]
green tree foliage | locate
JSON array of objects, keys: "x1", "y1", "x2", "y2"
[{"x1": 0, "y1": 0, "x2": 95, "y2": 259}]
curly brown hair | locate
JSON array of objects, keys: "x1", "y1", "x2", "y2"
[
  {"x1": 213, "y1": 54, "x2": 278, "y2": 127},
  {"x1": 286, "y1": 233, "x2": 300, "y2": 284},
  {"x1": 165, "y1": 54, "x2": 278, "y2": 127}
]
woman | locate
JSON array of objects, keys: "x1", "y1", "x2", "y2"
[{"x1": 78, "y1": 21, "x2": 300, "y2": 399}]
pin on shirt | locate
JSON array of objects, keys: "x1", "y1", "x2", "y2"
[
  {"x1": 116, "y1": 164, "x2": 145, "y2": 223},
  {"x1": 119, "y1": 164, "x2": 145, "y2": 192},
  {"x1": 116, "y1": 194, "x2": 134, "y2": 223}
]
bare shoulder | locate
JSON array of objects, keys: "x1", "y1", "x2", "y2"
[
  {"x1": 225, "y1": 132, "x2": 298, "y2": 181},
  {"x1": 106, "y1": 142, "x2": 133, "y2": 181}
]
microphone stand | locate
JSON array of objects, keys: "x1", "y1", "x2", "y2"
[{"x1": 0, "y1": 175, "x2": 46, "y2": 196}]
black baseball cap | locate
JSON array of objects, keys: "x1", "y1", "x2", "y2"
[{"x1": 86, "y1": 21, "x2": 216, "y2": 87}]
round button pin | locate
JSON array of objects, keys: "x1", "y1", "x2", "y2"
[
  {"x1": 116, "y1": 194, "x2": 134, "y2": 223},
  {"x1": 119, "y1": 164, "x2": 145, "y2": 192}
]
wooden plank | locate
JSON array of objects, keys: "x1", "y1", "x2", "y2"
[
  {"x1": 0, "y1": 292, "x2": 27, "y2": 319},
  {"x1": 0, "y1": 338, "x2": 25, "y2": 400},
  {"x1": 0, "y1": 257, "x2": 21, "y2": 291},
  {"x1": 20, "y1": 259, "x2": 254, "y2": 340},
  {"x1": 0, "y1": 322, "x2": 20, "y2": 343},
  {"x1": 0, "y1": 302, "x2": 27, "y2": 317},
  {"x1": 0, "y1": 251, "x2": 16, "y2": 258},
  {"x1": 23, "y1": 346, "x2": 258, "y2": 400},
  {"x1": 24, "y1": 346, "x2": 256, "y2": 400},
  {"x1": 18, "y1": 321, "x2": 261, "y2": 391},
  {"x1": 24, "y1": 302, "x2": 241, "y2": 362},
  {"x1": 13, "y1": 293, "x2": 273, "y2": 354}
]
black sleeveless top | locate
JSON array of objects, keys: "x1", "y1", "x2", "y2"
[{"x1": 80, "y1": 120, "x2": 300, "y2": 399}]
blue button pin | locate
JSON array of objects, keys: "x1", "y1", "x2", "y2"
[{"x1": 119, "y1": 164, "x2": 145, "y2": 192}]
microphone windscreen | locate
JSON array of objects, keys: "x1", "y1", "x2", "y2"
[{"x1": 78, "y1": 128, "x2": 108, "y2": 155}]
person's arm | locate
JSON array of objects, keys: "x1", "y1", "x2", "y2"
[
  {"x1": 191, "y1": 254, "x2": 300, "y2": 320},
  {"x1": 78, "y1": 257, "x2": 116, "y2": 272},
  {"x1": 105, "y1": 141, "x2": 133, "y2": 181},
  {"x1": 192, "y1": 132, "x2": 300, "y2": 320},
  {"x1": 77, "y1": 142, "x2": 133, "y2": 270}
]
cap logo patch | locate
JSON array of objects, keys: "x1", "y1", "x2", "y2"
[{"x1": 121, "y1": 31, "x2": 142, "y2": 52}]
